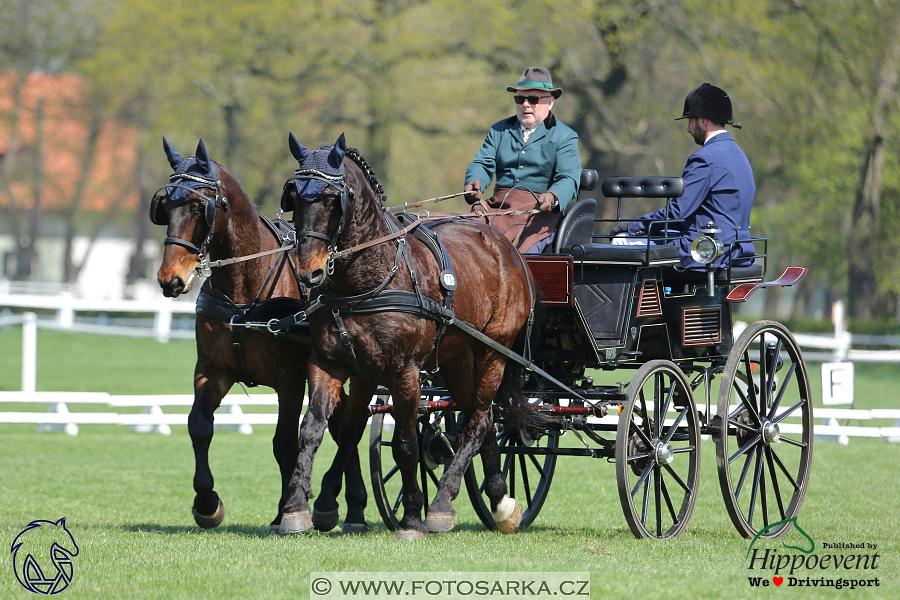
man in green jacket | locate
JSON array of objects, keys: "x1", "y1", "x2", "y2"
[{"x1": 464, "y1": 67, "x2": 582, "y2": 253}]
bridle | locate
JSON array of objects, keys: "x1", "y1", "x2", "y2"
[
  {"x1": 151, "y1": 167, "x2": 229, "y2": 277},
  {"x1": 283, "y1": 155, "x2": 355, "y2": 274}
]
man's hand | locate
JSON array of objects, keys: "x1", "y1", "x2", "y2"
[
  {"x1": 610, "y1": 222, "x2": 630, "y2": 236},
  {"x1": 464, "y1": 181, "x2": 483, "y2": 204},
  {"x1": 537, "y1": 191, "x2": 558, "y2": 212}
]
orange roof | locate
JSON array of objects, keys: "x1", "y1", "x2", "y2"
[{"x1": 0, "y1": 72, "x2": 139, "y2": 212}]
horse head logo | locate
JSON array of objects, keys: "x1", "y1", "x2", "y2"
[{"x1": 11, "y1": 518, "x2": 79, "y2": 594}]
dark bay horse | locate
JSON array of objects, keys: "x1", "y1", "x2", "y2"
[
  {"x1": 152, "y1": 138, "x2": 367, "y2": 533},
  {"x1": 278, "y1": 133, "x2": 545, "y2": 539}
]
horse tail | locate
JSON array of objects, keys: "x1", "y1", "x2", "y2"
[{"x1": 493, "y1": 292, "x2": 560, "y2": 432}]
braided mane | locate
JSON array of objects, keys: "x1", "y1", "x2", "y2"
[{"x1": 346, "y1": 147, "x2": 386, "y2": 205}]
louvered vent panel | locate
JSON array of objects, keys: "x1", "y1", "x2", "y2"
[
  {"x1": 682, "y1": 306, "x2": 722, "y2": 346},
  {"x1": 636, "y1": 279, "x2": 662, "y2": 317}
]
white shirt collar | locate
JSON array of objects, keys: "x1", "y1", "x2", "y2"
[{"x1": 704, "y1": 129, "x2": 728, "y2": 144}]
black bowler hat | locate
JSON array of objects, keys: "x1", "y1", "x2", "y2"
[
  {"x1": 507, "y1": 67, "x2": 563, "y2": 99},
  {"x1": 675, "y1": 83, "x2": 739, "y2": 127}
]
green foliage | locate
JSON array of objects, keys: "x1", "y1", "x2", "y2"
[{"x1": 3, "y1": 0, "x2": 900, "y2": 317}]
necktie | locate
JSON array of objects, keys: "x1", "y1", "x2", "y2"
[{"x1": 523, "y1": 128, "x2": 534, "y2": 143}]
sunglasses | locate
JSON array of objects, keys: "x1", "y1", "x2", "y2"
[{"x1": 514, "y1": 95, "x2": 552, "y2": 105}]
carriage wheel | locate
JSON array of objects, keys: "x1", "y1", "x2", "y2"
[
  {"x1": 615, "y1": 360, "x2": 701, "y2": 539},
  {"x1": 465, "y1": 399, "x2": 559, "y2": 530},
  {"x1": 369, "y1": 398, "x2": 461, "y2": 531},
  {"x1": 715, "y1": 321, "x2": 812, "y2": 539}
]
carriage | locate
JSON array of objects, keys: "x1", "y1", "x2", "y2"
[
  {"x1": 366, "y1": 171, "x2": 812, "y2": 540},
  {"x1": 153, "y1": 138, "x2": 811, "y2": 541}
]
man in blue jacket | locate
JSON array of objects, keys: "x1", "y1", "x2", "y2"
[
  {"x1": 464, "y1": 67, "x2": 582, "y2": 254},
  {"x1": 611, "y1": 83, "x2": 755, "y2": 269}
]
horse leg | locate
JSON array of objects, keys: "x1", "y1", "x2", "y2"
[
  {"x1": 188, "y1": 362, "x2": 231, "y2": 528},
  {"x1": 477, "y1": 426, "x2": 521, "y2": 533},
  {"x1": 391, "y1": 369, "x2": 427, "y2": 541},
  {"x1": 269, "y1": 368, "x2": 305, "y2": 533},
  {"x1": 426, "y1": 356, "x2": 509, "y2": 533},
  {"x1": 313, "y1": 378, "x2": 375, "y2": 532},
  {"x1": 279, "y1": 355, "x2": 346, "y2": 534}
]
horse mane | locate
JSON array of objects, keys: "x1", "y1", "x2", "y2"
[{"x1": 345, "y1": 147, "x2": 386, "y2": 205}]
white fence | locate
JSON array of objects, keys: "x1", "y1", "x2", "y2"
[{"x1": 2, "y1": 295, "x2": 899, "y2": 440}]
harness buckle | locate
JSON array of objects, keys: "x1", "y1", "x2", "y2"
[
  {"x1": 266, "y1": 318, "x2": 283, "y2": 335},
  {"x1": 199, "y1": 255, "x2": 212, "y2": 278}
]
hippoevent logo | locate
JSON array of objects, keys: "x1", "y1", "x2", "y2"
[
  {"x1": 746, "y1": 517, "x2": 880, "y2": 590},
  {"x1": 10, "y1": 518, "x2": 79, "y2": 594}
]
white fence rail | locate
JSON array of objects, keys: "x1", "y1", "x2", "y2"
[{"x1": 3, "y1": 296, "x2": 899, "y2": 441}]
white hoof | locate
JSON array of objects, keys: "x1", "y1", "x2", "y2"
[{"x1": 492, "y1": 495, "x2": 523, "y2": 534}]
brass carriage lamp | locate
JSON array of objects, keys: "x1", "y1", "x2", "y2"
[{"x1": 690, "y1": 222, "x2": 724, "y2": 296}]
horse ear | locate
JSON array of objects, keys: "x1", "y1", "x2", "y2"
[
  {"x1": 288, "y1": 132, "x2": 309, "y2": 163},
  {"x1": 195, "y1": 139, "x2": 213, "y2": 175},
  {"x1": 327, "y1": 132, "x2": 347, "y2": 170},
  {"x1": 163, "y1": 136, "x2": 185, "y2": 170}
]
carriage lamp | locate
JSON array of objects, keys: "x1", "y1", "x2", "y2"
[{"x1": 690, "y1": 223, "x2": 724, "y2": 296}]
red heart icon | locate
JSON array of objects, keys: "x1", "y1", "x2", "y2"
[{"x1": 773, "y1": 577, "x2": 784, "y2": 586}]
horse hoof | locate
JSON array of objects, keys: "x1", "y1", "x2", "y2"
[
  {"x1": 396, "y1": 529, "x2": 426, "y2": 541},
  {"x1": 342, "y1": 522, "x2": 370, "y2": 535},
  {"x1": 278, "y1": 510, "x2": 313, "y2": 534},
  {"x1": 492, "y1": 495, "x2": 522, "y2": 534},
  {"x1": 312, "y1": 508, "x2": 340, "y2": 532},
  {"x1": 424, "y1": 512, "x2": 455, "y2": 533},
  {"x1": 192, "y1": 497, "x2": 225, "y2": 529}
]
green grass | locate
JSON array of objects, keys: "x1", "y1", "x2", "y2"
[
  {"x1": 0, "y1": 425, "x2": 897, "y2": 599},
  {"x1": 1, "y1": 327, "x2": 899, "y2": 598}
]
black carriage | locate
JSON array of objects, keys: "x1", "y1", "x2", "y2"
[{"x1": 368, "y1": 172, "x2": 813, "y2": 540}]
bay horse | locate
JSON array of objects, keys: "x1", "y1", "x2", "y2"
[
  {"x1": 152, "y1": 138, "x2": 367, "y2": 533},
  {"x1": 278, "y1": 133, "x2": 547, "y2": 540}
]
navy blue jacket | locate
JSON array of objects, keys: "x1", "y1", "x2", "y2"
[{"x1": 628, "y1": 132, "x2": 755, "y2": 268}]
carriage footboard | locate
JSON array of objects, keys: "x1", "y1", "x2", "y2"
[{"x1": 724, "y1": 266, "x2": 808, "y2": 302}]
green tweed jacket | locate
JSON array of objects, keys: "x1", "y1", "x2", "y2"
[{"x1": 465, "y1": 112, "x2": 581, "y2": 209}]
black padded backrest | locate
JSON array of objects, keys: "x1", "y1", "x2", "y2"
[
  {"x1": 552, "y1": 198, "x2": 596, "y2": 253},
  {"x1": 601, "y1": 176, "x2": 684, "y2": 199},
  {"x1": 580, "y1": 169, "x2": 599, "y2": 191}
]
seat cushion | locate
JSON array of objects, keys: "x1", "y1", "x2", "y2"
[{"x1": 561, "y1": 243, "x2": 681, "y2": 265}]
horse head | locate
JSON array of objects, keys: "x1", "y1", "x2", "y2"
[
  {"x1": 152, "y1": 137, "x2": 231, "y2": 297},
  {"x1": 280, "y1": 132, "x2": 355, "y2": 287}
]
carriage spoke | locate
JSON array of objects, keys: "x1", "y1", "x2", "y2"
[
  {"x1": 528, "y1": 452, "x2": 546, "y2": 478},
  {"x1": 519, "y1": 453, "x2": 533, "y2": 506},
  {"x1": 638, "y1": 390, "x2": 653, "y2": 437},
  {"x1": 767, "y1": 363, "x2": 796, "y2": 420},
  {"x1": 655, "y1": 465, "x2": 663, "y2": 537},
  {"x1": 765, "y1": 447, "x2": 787, "y2": 521},
  {"x1": 427, "y1": 466, "x2": 441, "y2": 488},
  {"x1": 747, "y1": 447, "x2": 764, "y2": 527},
  {"x1": 764, "y1": 339, "x2": 783, "y2": 403},
  {"x1": 660, "y1": 475, "x2": 679, "y2": 523},
  {"x1": 778, "y1": 435, "x2": 807, "y2": 449},
  {"x1": 728, "y1": 417, "x2": 758, "y2": 434},
  {"x1": 740, "y1": 352, "x2": 762, "y2": 424},
  {"x1": 392, "y1": 489, "x2": 404, "y2": 515},
  {"x1": 729, "y1": 434, "x2": 761, "y2": 465},
  {"x1": 631, "y1": 461, "x2": 654, "y2": 500},
  {"x1": 662, "y1": 463, "x2": 691, "y2": 494},
  {"x1": 662, "y1": 407, "x2": 688, "y2": 445},
  {"x1": 759, "y1": 450, "x2": 769, "y2": 528},
  {"x1": 768, "y1": 446, "x2": 800, "y2": 490},
  {"x1": 629, "y1": 419, "x2": 654, "y2": 448},
  {"x1": 734, "y1": 449, "x2": 755, "y2": 499},
  {"x1": 671, "y1": 445, "x2": 696, "y2": 454},
  {"x1": 382, "y1": 464, "x2": 400, "y2": 485},
  {"x1": 641, "y1": 469, "x2": 652, "y2": 526},
  {"x1": 773, "y1": 400, "x2": 806, "y2": 424}
]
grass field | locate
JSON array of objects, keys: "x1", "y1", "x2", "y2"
[{"x1": 1, "y1": 327, "x2": 898, "y2": 599}]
